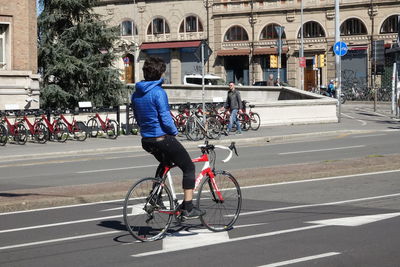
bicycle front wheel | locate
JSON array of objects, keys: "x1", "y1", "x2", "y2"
[
  {"x1": 185, "y1": 116, "x2": 204, "y2": 141},
  {"x1": 123, "y1": 177, "x2": 174, "y2": 242},
  {"x1": 34, "y1": 122, "x2": 48, "y2": 144},
  {"x1": 73, "y1": 121, "x2": 88, "y2": 141},
  {"x1": 86, "y1": 118, "x2": 99, "y2": 138},
  {"x1": 197, "y1": 171, "x2": 242, "y2": 232},
  {"x1": 15, "y1": 123, "x2": 27, "y2": 145},
  {"x1": 106, "y1": 119, "x2": 118, "y2": 139},
  {"x1": 206, "y1": 116, "x2": 222, "y2": 139},
  {"x1": 250, "y1": 113, "x2": 261, "y2": 131}
]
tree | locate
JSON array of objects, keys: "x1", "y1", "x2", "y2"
[{"x1": 38, "y1": 0, "x2": 124, "y2": 109}]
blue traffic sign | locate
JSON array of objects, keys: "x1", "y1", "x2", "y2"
[{"x1": 334, "y1": 41, "x2": 348, "y2": 56}]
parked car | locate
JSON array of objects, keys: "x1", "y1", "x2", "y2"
[
  {"x1": 253, "y1": 81, "x2": 292, "y2": 87},
  {"x1": 183, "y1": 74, "x2": 226, "y2": 85}
]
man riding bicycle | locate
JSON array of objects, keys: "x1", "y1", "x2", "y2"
[{"x1": 131, "y1": 56, "x2": 205, "y2": 219}]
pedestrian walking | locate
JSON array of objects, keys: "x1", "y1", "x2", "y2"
[{"x1": 224, "y1": 81, "x2": 243, "y2": 135}]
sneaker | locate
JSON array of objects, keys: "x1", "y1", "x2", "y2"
[
  {"x1": 236, "y1": 131, "x2": 242, "y2": 135},
  {"x1": 180, "y1": 207, "x2": 206, "y2": 219}
]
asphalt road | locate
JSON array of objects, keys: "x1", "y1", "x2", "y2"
[{"x1": 1, "y1": 169, "x2": 400, "y2": 267}]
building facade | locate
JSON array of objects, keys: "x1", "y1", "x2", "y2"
[
  {"x1": 0, "y1": 0, "x2": 40, "y2": 110},
  {"x1": 94, "y1": 0, "x2": 399, "y2": 97}
]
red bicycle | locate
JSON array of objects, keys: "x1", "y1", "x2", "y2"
[
  {"x1": 0, "y1": 112, "x2": 27, "y2": 145},
  {"x1": 86, "y1": 112, "x2": 119, "y2": 139},
  {"x1": 56, "y1": 113, "x2": 88, "y2": 141},
  {"x1": 39, "y1": 113, "x2": 68, "y2": 142},
  {"x1": 239, "y1": 101, "x2": 261, "y2": 131},
  {"x1": 170, "y1": 103, "x2": 191, "y2": 133},
  {"x1": 123, "y1": 141, "x2": 241, "y2": 242},
  {"x1": 19, "y1": 112, "x2": 48, "y2": 144}
]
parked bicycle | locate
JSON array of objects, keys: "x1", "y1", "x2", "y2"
[
  {"x1": 0, "y1": 111, "x2": 27, "y2": 145},
  {"x1": 185, "y1": 104, "x2": 222, "y2": 141},
  {"x1": 239, "y1": 101, "x2": 261, "y2": 131},
  {"x1": 86, "y1": 112, "x2": 119, "y2": 139},
  {"x1": 56, "y1": 113, "x2": 88, "y2": 141},
  {"x1": 19, "y1": 111, "x2": 48, "y2": 144},
  {"x1": 170, "y1": 103, "x2": 191, "y2": 133},
  {"x1": 39, "y1": 112, "x2": 68, "y2": 142},
  {"x1": 123, "y1": 141, "x2": 241, "y2": 242}
]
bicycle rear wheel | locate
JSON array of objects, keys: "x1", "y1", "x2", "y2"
[
  {"x1": 123, "y1": 177, "x2": 174, "y2": 242},
  {"x1": 206, "y1": 116, "x2": 222, "y2": 139},
  {"x1": 34, "y1": 122, "x2": 48, "y2": 144},
  {"x1": 15, "y1": 123, "x2": 27, "y2": 145},
  {"x1": 239, "y1": 113, "x2": 250, "y2": 131},
  {"x1": 54, "y1": 121, "x2": 68, "y2": 142},
  {"x1": 73, "y1": 121, "x2": 88, "y2": 141},
  {"x1": 197, "y1": 171, "x2": 242, "y2": 232},
  {"x1": 250, "y1": 113, "x2": 261, "y2": 131}
]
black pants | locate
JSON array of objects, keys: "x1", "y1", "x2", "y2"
[{"x1": 141, "y1": 135, "x2": 195, "y2": 189}]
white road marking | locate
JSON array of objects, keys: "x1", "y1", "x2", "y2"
[
  {"x1": 0, "y1": 215, "x2": 121, "y2": 234},
  {"x1": 308, "y1": 212, "x2": 400, "y2": 227},
  {"x1": 278, "y1": 145, "x2": 365, "y2": 155},
  {"x1": 3, "y1": 169, "x2": 400, "y2": 216},
  {"x1": 133, "y1": 225, "x2": 325, "y2": 257},
  {"x1": 258, "y1": 252, "x2": 340, "y2": 267},
  {"x1": 232, "y1": 192, "x2": 400, "y2": 217},
  {"x1": 77, "y1": 164, "x2": 157, "y2": 174},
  {"x1": 342, "y1": 113, "x2": 367, "y2": 126},
  {"x1": 0, "y1": 230, "x2": 122, "y2": 251}
]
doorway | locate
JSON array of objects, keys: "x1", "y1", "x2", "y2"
[{"x1": 225, "y1": 56, "x2": 249, "y2": 85}]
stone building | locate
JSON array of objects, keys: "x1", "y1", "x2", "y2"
[
  {"x1": 94, "y1": 0, "x2": 399, "y2": 97},
  {"x1": 0, "y1": 0, "x2": 40, "y2": 110}
]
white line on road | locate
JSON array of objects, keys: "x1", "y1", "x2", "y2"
[
  {"x1": 77, "y1": 164, "x2": 157, "y2": 174},
  {"x1": 233, "y1": 192, "x2": 400, "y2": 217},
  {"x1": 0, "y1": 215, "x2": 122, "y2": 234},
  {"x1": 278, "y1": 145, "x2": 365, "y2": 155},
  {"x1": 342, "y1": 113, "x2": 367, "y2": 126},
  {"x1": 0, "y1": 230, "x2": 122, "y2": 251},
  {"x1": 351, "y1": 133, "x2": 387, "y2": 138},
  {"x1": 258, "y1": 252, "x2": 341, "y2": 267}
]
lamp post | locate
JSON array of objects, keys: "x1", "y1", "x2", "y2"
[
  {"x1": 300, "y1": 0, "x2": 304, "y2": 90},
  {"x1": 335, "y1": 0, "x2": 342, "y2": 122},
  {"x1": 249, "y1": 0, "x2": 256, "y2": 84}
]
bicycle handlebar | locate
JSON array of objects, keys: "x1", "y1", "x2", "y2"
[{"x1": 198, "y1": 141, "x2": 238, "y2": 163}]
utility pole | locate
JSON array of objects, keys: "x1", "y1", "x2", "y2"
[
  {"x1": 300, "y1": 0, "x2": 304, "y2": 90},
  {"x1": 369, "y1": 0, "x2": 377, "y2": 111},
  {"x1": 335, "y1": 0, "x2": 342, "y2": 122},
  {"x1": 205, "y1": 0, "x2": 211, "y2": 73},
  {"x1": 249, "y1": 0, "x2": 256, "y2": 84}
]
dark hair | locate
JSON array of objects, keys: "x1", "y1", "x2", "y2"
[
  {"x1": 229, "y1": 81, "x2": 235, "y2": 84},
  {"x1": 142, "y1": 56, "x2": 166, "y2": 81}
]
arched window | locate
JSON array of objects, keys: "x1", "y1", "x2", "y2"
[
  {"x1": 147, "y1": 18, "x2": 170, "y2": 35},
  {"x1": 260, "y1": 24, "x2": 286, "y2": 40},
  {"x1": 298, "y1": 21, "x2": 326, "y2": 38},
  {"x1": 341, "y1": 18, "x2": 367, "y2": 36},
  {"x1": 121, "y1": 20, "x2": 137, "y2": 36},
  {"x1": 179, "y1": 16, "x2": 204, "y2": 33},
  {"x1": 224, "y1": 26, "x2": 249, "y2": 41},
  {"x1": 380, "y1": 15, "x2": 399, "y2": 34}
]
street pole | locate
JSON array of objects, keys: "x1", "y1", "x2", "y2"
[
  {"x1": 335, "y1": 0, "x2": 341, "y2": 122},
  {"x1": 370, "y1": 0, "x2": 376, "y2": 112},
  {"x1": 205, "y1": 0, "x2": 210, "y2": 73},
  {"x1": 250, "y1": 0, "x2": 255, "y2": 85},
  {"x1": 300, "y1": 0, "x2": 304, "y2": 91}
]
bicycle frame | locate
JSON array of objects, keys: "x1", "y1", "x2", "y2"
[
  {"x1": 94, "y1": 113, "x2": 110, "y2": 130},
  {"x1": 41, "y1": 114, "x2": 56, "y2": 133},
  {"x1": 21, "y1": 115, "x2": 38, "y2": 135},
  {"x1": 2, "y1": 116, "x2": 18, "y2": 135},
  {"x1": 156, "y1": 150, "x2": 223, "y2": 215}
]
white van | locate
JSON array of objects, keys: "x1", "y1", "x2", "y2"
[{"x1": 183, "y1": 74, "x2": 226, "y2": 85}]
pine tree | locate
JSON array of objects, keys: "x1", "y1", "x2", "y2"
[{"x1": 38, "y1": 0, "x2": 124, "y2": 109}]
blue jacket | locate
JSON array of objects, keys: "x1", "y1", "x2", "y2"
[{"x1": 131, "y1": 79, "x2": 178, "y2": 138}]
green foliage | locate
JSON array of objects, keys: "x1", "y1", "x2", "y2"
[{"x1": 38, "y1": 0, "x2": 124, "y2": 109}]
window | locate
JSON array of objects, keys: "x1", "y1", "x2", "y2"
[
  {"x1": 121, "y1": 20, "x2": 137, "y2": 36},
  {"x1": 380, "y1": 15, "x2": 399, "y2": 34},
  {"x1": 179, "y1": 16, "x2": 204, "y2": 33},
  {"x1": 147, "y1": 18, "x2": 170, "y2": 35},
  {"x1": 0, "y1": 24, "x2": 7, "y2": 69},
  {"x1": 341, "y1": 18, "x2": 367, "y2": 36},
  {"x1": 260, "y1": 23, "x2": 286, "y2": 40},
  {"x1": 224, "y1": 26, "x2": 249, "y2": 41},
  {"x1": 298, "y1": 21, "x2": 326, "y2": 38}
]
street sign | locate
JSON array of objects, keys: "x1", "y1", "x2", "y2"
[
  {"x1": 334, "y1": 41, "x2": 348, "y2": 56},
  {"x1": 194, "y1": 41, "x2": 213, "y2": 62},
  {"x1": 299, "y1": 57, "x2": 306, "y2": 68}
]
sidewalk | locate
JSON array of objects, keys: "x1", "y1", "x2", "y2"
[{"x1": 0, "y1": 102, "x2": 398, "y2": 162}]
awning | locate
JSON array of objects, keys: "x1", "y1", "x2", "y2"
[
  {"x1": 253, "y1": 47, "x2": 288, "y2": 55},
  {"x1": 348, "y1": 46, "x2": 368, "y2": 51},
  {"x1": 216, "y1": 49, "x2": 250, "y2": 56},
  {"x1": 140, "y1": 40, "x2": 202, "y2": 50}
]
